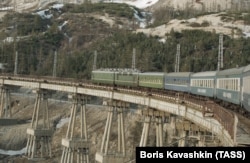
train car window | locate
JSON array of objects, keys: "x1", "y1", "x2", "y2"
[
  {"x1": 232, "y1": 79, "x2": 234, "y2": 90},
  {"x1": 236, "y1": 79, "x2": 239, "y2": 91},
  {"x1": 232, "y1": 79, "x2": 235, "y2": 90},
  {"x1": 236, "y1": 80, "x2": 238, "y2": 91},
  {"x1": 231, "y1": 80, "x2": 233, "y2": 90},
  {"x1": 248, "y1": 79, "x2": 249, "y2": 92},
  {"x1": 233, "y1": 79, "x2": 235, "y2": 91},
  {"x1": 247, "y1": 78, "x2": 249, "y2": 92},
  {"x1": 236, "y1": 79, "x2": 238, "y2": 91},
  {"x1": 230, "y1": 79, "x2": 232, "y2": 90},
  {"x1": 229, "y1": 80, "x2": 232, "y2": 90},
  {"x1": 247, "y1": 78, "x2": 250, "y2": 92}
]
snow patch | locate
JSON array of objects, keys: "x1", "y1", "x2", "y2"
[{"x1": 0, "y1": 147, "x2": 26, "y2": 156}]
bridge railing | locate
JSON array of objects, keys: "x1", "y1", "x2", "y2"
[{"x1": 0, "y1": 74, "x2": 236, "y2": 143}]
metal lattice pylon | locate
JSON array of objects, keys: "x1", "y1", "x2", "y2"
[
  {"x1": 26, "y1": 89, "x2": 53, "y2": 160},
  {"x1": 175, "y1": 44, "x2": 180, "y2": 72}
]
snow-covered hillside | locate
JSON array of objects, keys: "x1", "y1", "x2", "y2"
[
  {"x1": 108, "y1": 0, "x2": 250, "y2": 12},
  {"x1": 148, "y1": 0, "x2": 238, "y2": 12},
  {"x1": 136, "y1": 12, "x2": 250, "y2": 39},
  {"x1": 111, "y1": 0, "x2": 250, "y2": 39},
  {"x1": 2, "y1": 0, "x2": 250, "y2": 39}
]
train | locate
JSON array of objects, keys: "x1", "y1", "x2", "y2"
[{"x1": 91, "y1": 64, "x2": 250, "y2": 114}]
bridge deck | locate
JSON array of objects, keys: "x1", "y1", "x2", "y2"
[{"x1": 0, "y1": 75, "x2": 241, "y2": 146}]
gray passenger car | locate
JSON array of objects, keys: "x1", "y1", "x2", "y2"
[
  {"x1": 243, "y1": 64, "x2": 250, "y2": 112},
  {"x1": 164, "y1": 72, "x2": 193, "y2": 92},
  {"x1": 216, "y1": 66, "x2": 245, "y2": 105},
  {"x1": 190, "y1": 71, "x2": 217, "y2": 97}
]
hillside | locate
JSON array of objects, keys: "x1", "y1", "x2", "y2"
[
  {"x1": 0, "y1": 0, "x2": 249, "y2": 76},
  {"x1": 148, "y1": 0, "x2": 250, "y2": 12},
  {"x1": 2, "y1": 0, "x2": 250, "y2": 39},
  {"x1": 136, "y1": 12, "x2": 250, "y2": 39},
  {"x1": 0, "y1": 1, "x2": 250, "y2": 162}
]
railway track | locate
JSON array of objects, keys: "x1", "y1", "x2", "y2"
[{"x1": 0, "y1": 74, "x2": 245, "y2": 140}]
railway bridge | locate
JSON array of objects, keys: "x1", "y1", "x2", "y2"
[{"x1": 0, "y1": 75, "x2": 239, "y2": 162}]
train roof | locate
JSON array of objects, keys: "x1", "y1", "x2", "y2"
[
  {"x1": 191, "y1": 71, "x2": 217, "y2": 77},
  {"x1": 92, "y1": 68, "x2": 141, "y2": 73},
  {"x1": 216, "y1": 66, "x2": 245, "y2": 76},
  {"x1": 139, "y1": 72, "x2": 164, "y2": 76},
  {"x1": 165, "y1": 72, "x2": 193, "y2": 77},
  {"x1": 243, "y1": 64, "x2": 250, "y2": 73}
]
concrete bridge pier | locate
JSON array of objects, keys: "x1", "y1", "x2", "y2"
[
  {"x1": 165, "y1": 115, "x2": 177, "y2": 144},
  {"x1": 175, "y1": 120, "x2": 213, "y2": 147},
  {"x1": 138, "y1": 108, "x2": 169, "y2": 147},
  {"x1": 61, "y1": 94, "x2": 90, "y2": 163},
  {"x1": 197, "y1": 132, "x2": 205, "y2": 147},
  {"x1": 178, "y1": 130, "x2": 187, "y2": 147},
  {"x1": 139, "y1": 116, "x2": 151, "y2": 147},
  {"x1": 0, "y1": 86, "x2": 11, "y2": 118},
  {"x1": 0, "y1": 86, "x2": 20, "y2": 125},
  {"x1": 26, "y1": 89, "x2": 53, "y2": 160},
  {"x1": 155, "y1": 117, "x2": 163, "y2": 147},
  {"x1": 95, "y1": 99, "x2": 129, "y2": 163}
]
